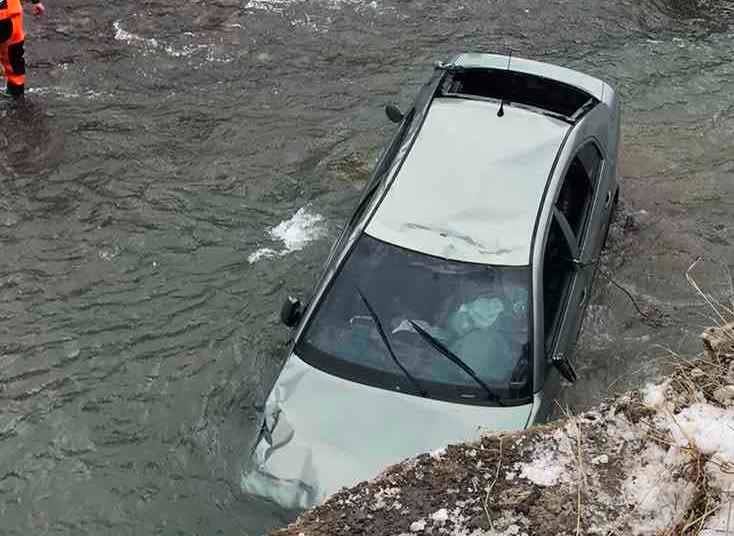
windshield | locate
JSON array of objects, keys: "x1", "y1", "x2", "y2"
[{"x1": 296, "y1": 234, "x2": 532, "y2": 404}]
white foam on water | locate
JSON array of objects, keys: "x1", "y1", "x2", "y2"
[
  {"x1": 245, "y1": 0, "x2": 385, "y2": 16},
  {"x1": 113, "y1": 20, "x2": 160, "y2": 49},
  {"x1": 28, "y1": 87, "x2": 112, "y2": 100},
  {"x1": 244, "y1": 0, "x2": 294, "y2": 13},
  {"x1": 112, "y1": 20, "x2": 233, "y2": 63},
  {"x1": 248, "y1": 207, "x2": 326, "y2": 264},
  {"x1": 270, "y1": 207, "x2": 325, "y2": 252},
  {"x1": 247, "y1": 247, "x2": 278, "y2": 264}
]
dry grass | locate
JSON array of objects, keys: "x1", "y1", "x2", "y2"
[
  {"x1": 660, "y1": 263, "x2": 734, "y2": 535},
  {"x1": 482, "y1": 436, "x2": 503, "y2": 532}
]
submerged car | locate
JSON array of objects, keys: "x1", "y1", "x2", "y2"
[{"x1": 243, "y1": 52, "x2": 621, "y2": 509}]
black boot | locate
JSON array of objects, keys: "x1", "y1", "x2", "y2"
[{"x1": 6, "y1": 82, "x2": 24, "y2": 98}]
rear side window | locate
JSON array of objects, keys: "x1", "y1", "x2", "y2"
[
  {"x1": 555, "y1": 142, "x2": 602, "y2": 239},
  {"x1": 576, "y1": 143, "x2": 603, "y2": 188}
]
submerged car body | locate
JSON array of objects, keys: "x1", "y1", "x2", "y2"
[{"x1": 243, "y1": 52, "x2": 621, "y2": 510}]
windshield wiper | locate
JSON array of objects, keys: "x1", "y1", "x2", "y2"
[
  {"x1": 409, "y1": 320, "x2": 504, "y2": 405},
  {"x1": 356, "y1": 288, "x2": 429, "y2": 398}
]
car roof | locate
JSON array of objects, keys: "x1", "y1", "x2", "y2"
[
  {"x1": 365, "y1": 97, "x2": 570, "y2": 266},
  {"x1": 452, "y1": 52, "x2": 606, "y2": 102}
]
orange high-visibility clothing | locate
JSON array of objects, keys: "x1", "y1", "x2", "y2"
[
  {"x1": 0, "y1": 0, "x2": 25, "y2": 94},
  {"x1": 0, "y1": 0, "x2": 23, "y2": 19}
]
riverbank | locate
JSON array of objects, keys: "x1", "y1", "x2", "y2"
[{"x1": 273, "y1": 321, "x2": 734, "y2": 535}]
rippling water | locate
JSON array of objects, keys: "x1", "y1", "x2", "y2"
[{"x1": 0, "y1": 0, "x2": 733, "y2": 533}]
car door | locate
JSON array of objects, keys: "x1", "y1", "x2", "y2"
[
  {"x1": 552, "y1": 140, "x2": 604, "y2": 353},
  {"x1": 536, "y1": 142, "x2": 603, "y2": 419},
  {"x1": 535, "y1": 214, "x2": 577, "y2": 420}
]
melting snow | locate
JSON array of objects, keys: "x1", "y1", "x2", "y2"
[
  {"x1": 622, "y1": 444, "x2": 696, "y2": 534},
  {"x1": 409, "y1": 519, "x2": 426, "y2": 532},
  {"x1": 516, "y1": 448, "x2": 570, "y2": 487},
  {"x1": 430, "y1": 447, "x2": 446, "y2": 460},
  {"x1": 642, "y1": 380, "x2": 671, "y2": 410}
]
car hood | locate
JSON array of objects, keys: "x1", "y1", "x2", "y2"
[{"x1": 242, "y1": 353, "x2": 534, "y2": 510}]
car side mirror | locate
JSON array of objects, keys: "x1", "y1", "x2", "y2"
[
  {"x1": 385, "y1": 103, "x2": 404, "y2": 124},
  {"x1": 551, "y1": 352, "x2": 578, "y2": 383},
  {"x1": 280, "y1": 296, "x2": 303, "y2": 328}
]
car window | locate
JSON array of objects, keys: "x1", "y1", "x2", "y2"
[
  {"x1": 555, "y1": 141, "x2": 602, "y2": 240},
  {"x1": 577, "y1": 142, "x2": 603, "y2": 187},
  {"x1": 542, "y1": 217, "x2": 574, "y2": 351},
  {"x1": 296, "y1": 234, "x2": 533, "y2": 404}
]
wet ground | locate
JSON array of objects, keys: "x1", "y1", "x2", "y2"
[{"x1": 0, "y1": 0, "x2": 733, "y2": 534}]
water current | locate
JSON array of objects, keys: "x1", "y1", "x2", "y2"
[{"x1": 0, "y1": 0, "x2": 733, "y2": 533}]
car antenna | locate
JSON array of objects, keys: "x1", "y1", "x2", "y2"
[{"x1": 497, "y1": 50, "x2": 512, "y2": 117}]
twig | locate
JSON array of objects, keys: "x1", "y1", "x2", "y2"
[
  {"x1": 574, "y1": 417, "x2": 585, "y2": 536},
  {"x1": 552, "y1": 404, "x2": 586, "y2": 535},
  {"x1": 596, "y1": 267, "x2": 650, "y2": 320},
  {"x1": 724, "y1": 261, "x2": 734, "y2": 310},
  {"x1": 686, "y1": 257, "x2": 729, "y2": 326},
  {"x1": 680, "y1": 498, "x2": 717, "y2": 533},
  {"x1": 483, "y1": 436, "x2": 503, "y2": 532}
]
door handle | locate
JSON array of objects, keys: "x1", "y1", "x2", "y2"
[
  {"x1": 579, "y1": 288, "x2": 587, "y2": 305},
  {"x1": 604, "y1": 190, "x2": 612, "y2": 208}
]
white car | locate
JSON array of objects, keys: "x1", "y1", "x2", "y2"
[{"x1": 243, "y1": 52, "x2": 621, "y2": 510}]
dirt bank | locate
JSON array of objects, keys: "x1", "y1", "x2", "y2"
[{"x1": 272, "y1": 322, "x2": 734, "y2": 536}]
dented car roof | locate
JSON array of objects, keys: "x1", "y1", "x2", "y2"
[{"x1": 366, "y1": 97, "x2": 570, "y2": 266}]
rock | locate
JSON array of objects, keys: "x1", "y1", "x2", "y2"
[
  {"x1": 713, "y1": 385, "x2": 734, "y2": 406},
  {"x1": 689, "y1": 367, "x2": 706, "y2": 379},
  {"x1": 701, "y1": 322, "x2": 734, "y2": 360}
]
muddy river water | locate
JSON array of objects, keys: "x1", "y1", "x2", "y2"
[{"x1": 0, "y1": 0, "x2": 732, "y2": 533}]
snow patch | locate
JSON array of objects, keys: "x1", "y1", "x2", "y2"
[
  {"x1": 430, "y1": 508, "x2": 448, "y2": 523},
  {"x1": 516, "y1": 448, "x2": 570, "y2": 487},
  {"x1": 642, "y1": 380, "x2": 671, "y2": 410},
  {"x1": 621, "y1": 444, "x2": 695, "y2": 534},
  {"x1": 430, "y1": 447, "x2": 446, "y2": 460},
  {"x1": 667, "y1": 402, "x2": 734, "y2": 494}
]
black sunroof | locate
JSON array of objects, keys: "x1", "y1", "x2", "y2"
[{"x1": 440, "y1": 68, "x2": 596, "y2": 120}]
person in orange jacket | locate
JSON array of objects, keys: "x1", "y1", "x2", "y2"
[{"x1": 0, "y1": 0, "x2": 44, "y2": 97}]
